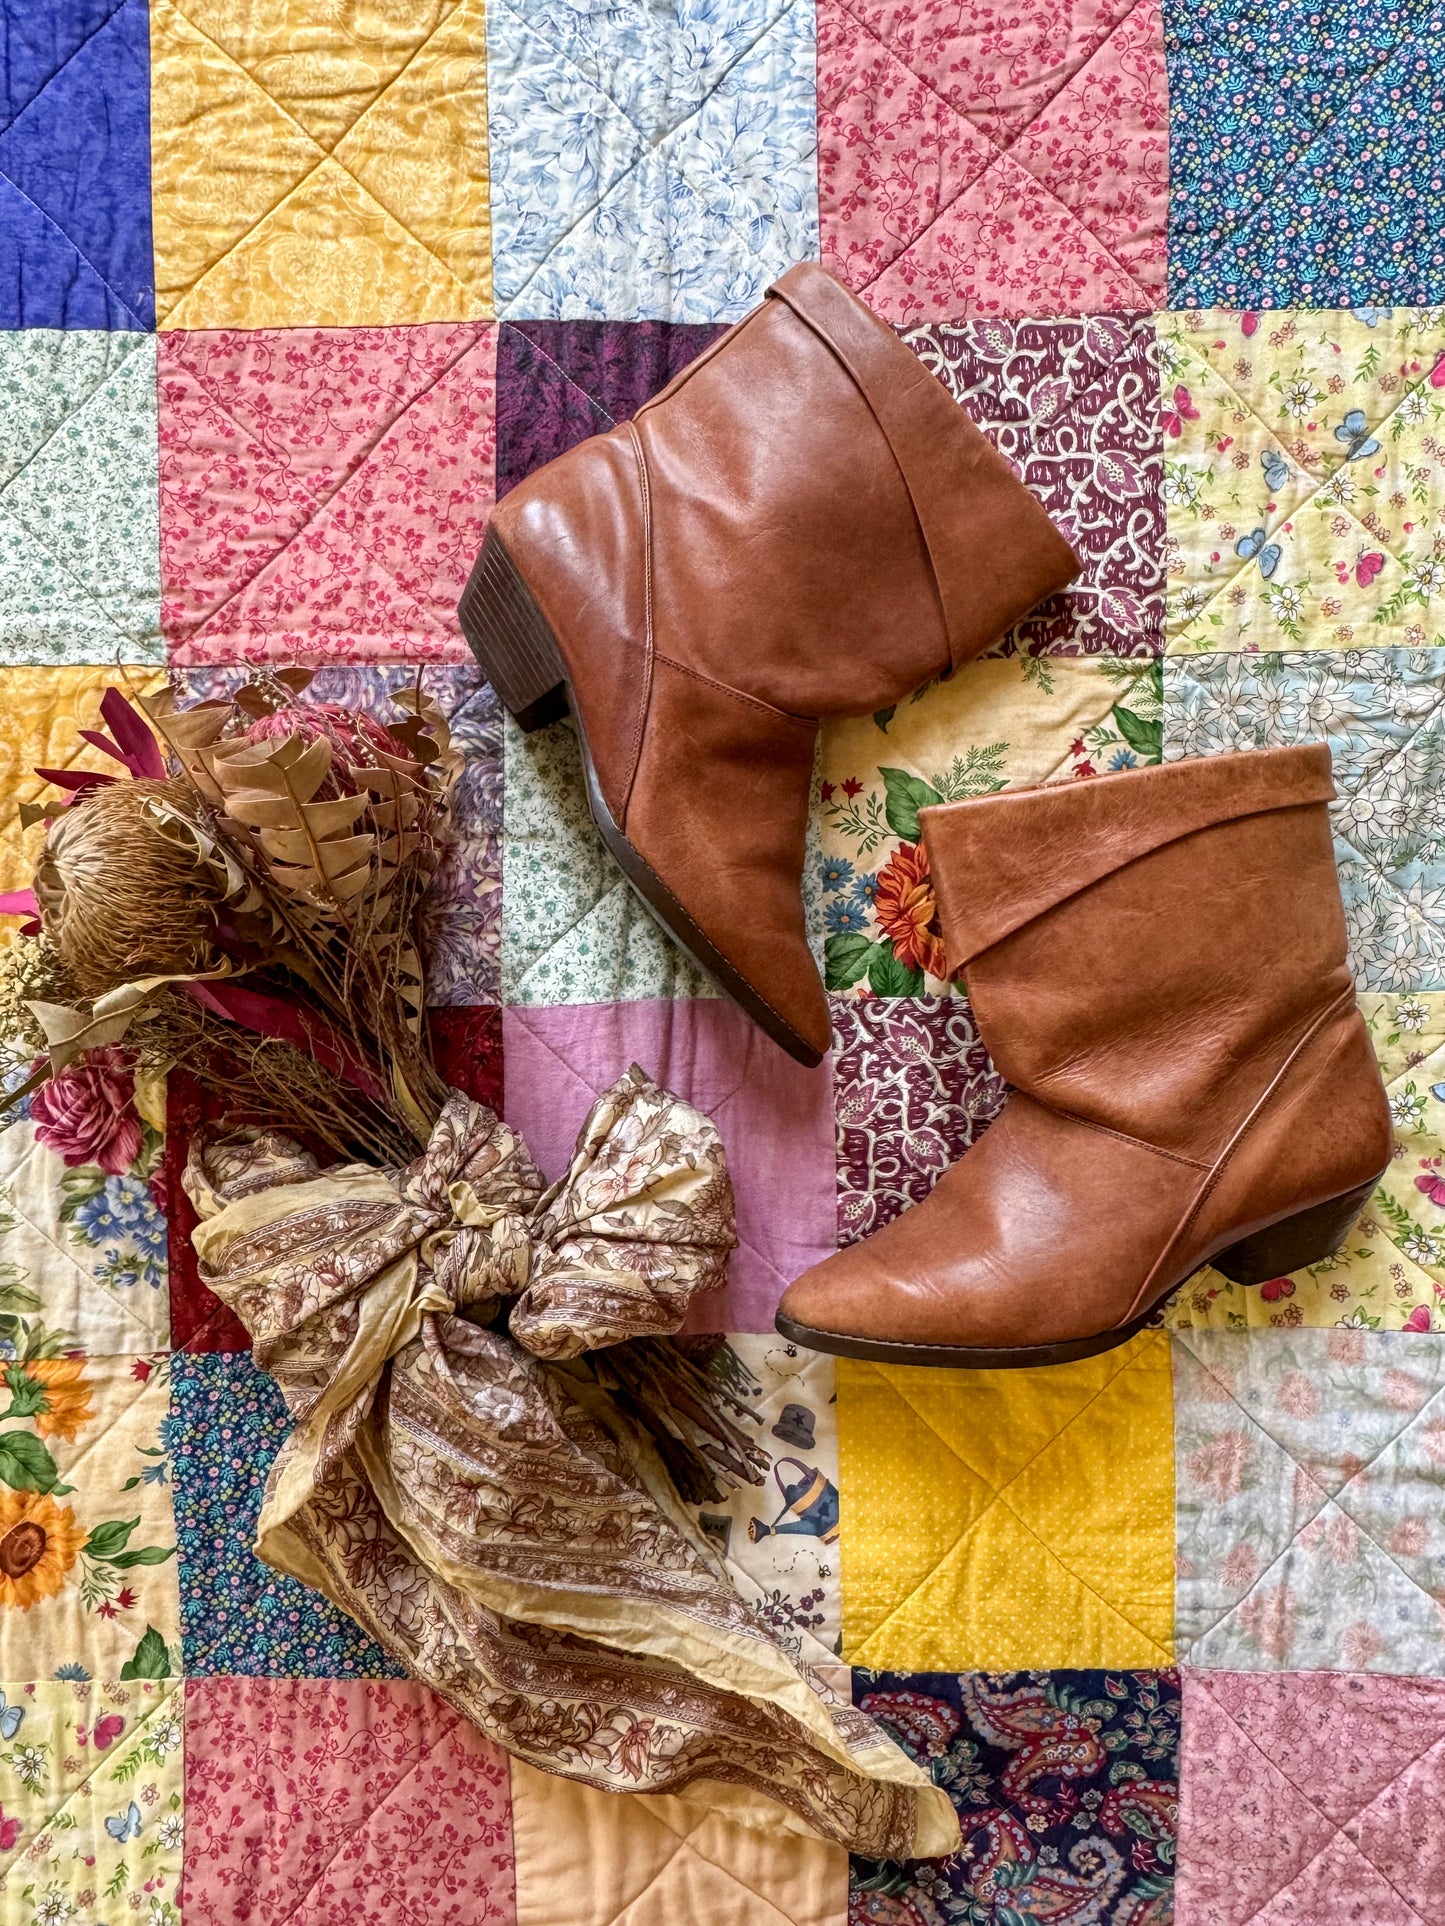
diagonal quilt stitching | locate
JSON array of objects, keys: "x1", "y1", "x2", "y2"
[
  {"x1": 851, "y1": 1351, "x2": 1171, "y2": 1656},
  {"x1": 0, "y1": 503, "x2": 147, "y2": 651},
  {"x1": 1165, "y1": 332, "x2": 1441, "y2": 638},
  {"x1": 12, "y1": 1680, "x2": 184, "y2": 1862},
  {"x1": 258, "y1": 1701, "x2": 477, "y2": 1926},
  {"x1": 0, "y1": 0, "x2": 132, "y2": 136},
  {"x1": 1190, "y1": 1673, "x2": 1444, "y2": 1926},
  {"x1": 161, "y1": 2, "x2": 484, "y2": 315},
  {"x1": 0, "y1": 1142, "x2": 163, "y2": 1347},
  {"x1": 26, "y1": 1359, "x2": 176, "y2": 1498},
  {"x1": 500, "y1": 323, "x2": 619, "y2": 433},
  {"x1": 831, "y1": 0, "x2": 1157, "y2": 308},
  {"x1": 171, "y1": 329, "x2": 490, "y2": 645},
  {"x1": 0, "y1": 1, "x2": 150, "y2": 328},
  {"x1": 614, "y1": 1826, "x2": 813, "y2": 1925},
  {"x1": 1176, "y1": 1339, "x2": 1445, "y2": 1648},
  {"x1": 493, "y1": 0, "x2": 806, "y2": 314},
  {"x1": 1172, "y1": 20, "x2": 1435, "y2": 286}
]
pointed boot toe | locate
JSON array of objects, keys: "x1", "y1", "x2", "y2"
[
  {"x1": 781, "y1": 745, "x2": 1394, "y2": 1366},
  {"x1": 461, "y1": 264, "x2": 1078, "y2": 1064}
]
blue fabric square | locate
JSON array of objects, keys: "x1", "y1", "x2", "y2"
[
  {"x1": 0, "y1": 0, "x2": 154, "y2": 328},
  {"x1": 170, "y1": 1351, "x2": 404, "y2": 1680},
  {"x1": 1166, "y1": 0, "x2": 1445, "y2": 309}
]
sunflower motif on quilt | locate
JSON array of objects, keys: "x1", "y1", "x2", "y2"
[
  {"x1": 1158, "y1": 308, "x2": 1445, "y2": 652},
  {"x1": 850, "y1": 1670, "x2": 1179, "y2": 1926}
]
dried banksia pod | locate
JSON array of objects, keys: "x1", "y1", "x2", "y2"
[{"x1": 34, "y1": 778, "x2": 229, "y2": 997}]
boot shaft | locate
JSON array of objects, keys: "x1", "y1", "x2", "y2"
[{"x1": 921, "y1": 746, "x2": 1364, "y2": 1164}]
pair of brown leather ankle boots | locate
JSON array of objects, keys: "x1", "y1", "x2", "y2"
[{"x1": 460, "y1": 265, "x2": 1393, "y2": 1371}]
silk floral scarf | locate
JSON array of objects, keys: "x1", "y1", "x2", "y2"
[{"x1": 183, "y1": 1066, "x2": 956, "y2": 1858}]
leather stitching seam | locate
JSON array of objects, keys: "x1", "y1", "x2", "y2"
[
  {"x1": 651, "y1": 649, "x2": 817, "y2": 727},
  {"x1": 1026, "y1": 1096, "x2": 1213, "y2": 1172},
  {"x1": 621, "y1": 420, "x2": 654, "y2": 823}
]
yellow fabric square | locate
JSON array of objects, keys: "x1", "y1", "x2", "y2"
[
  {"x1": 0, "y1": 1680, "x2": 184, "y2": 1921},
  {"x1": 838, "y1": 1334, "x2": 1175, "y2": 1671},
  {"x1": 510, "y1": 1761, "x2": 847, "y2": 1926},
  {"x1": 0, "y1": 666, "x2": 166, "y2": 897},
  {"x1": 1169, "y1": 990, "x2": 1445, "y2": 1334},
  {"x1": 150, "y1": 0, "x2": 491, "y2": 329},
  {"x1": 1158, "y1": 308, "x2": 1445, "y2": 653}
]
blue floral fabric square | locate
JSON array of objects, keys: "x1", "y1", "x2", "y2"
[
  {"x1": 0, "y1": 0, "x2": 154, "y2": 328},
  {"x1": 1166, "y1": 0, "x2": 1445, "y2": 310},
  {"x1": 850, "y1": 1669, "x2": 1179, "y2": 1925},
  {"x1": 487, "y1": 0, "x2": 819, "y2": 321},
  {"x1": 170, "y1": 1352, "x2": 403, "y2": 1680}
]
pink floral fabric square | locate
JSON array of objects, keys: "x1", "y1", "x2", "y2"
[
  {"x1": 501, "y1": 999, "x2": 836, "y2": 1331},
  {"x1": 1178, "y1": 1669, "x2": 1445, "y2": 1924},
  {"x1": 818, "y1": 0, "x2": 1169, "y2": 321},
  {"x1": 183, "y1": 1677, "x2": 516, "y2": 1924},
  {"x1": 160, "y1": 325, "x2": 496, "y2": 665}
]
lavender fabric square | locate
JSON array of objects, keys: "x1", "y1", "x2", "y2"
[
  {"x1": 495, "y1": 319, "x2": 726, "y2": 498},
  {"x1": 908, "y1": 314, "x2": 1165, "y2": 657},
  {"x1": 833, "y1": 995, "x2": 1007, "y2": 1247},
  {"x1": 502, "y1": 999, "x2": 835, "y2": 1330}
]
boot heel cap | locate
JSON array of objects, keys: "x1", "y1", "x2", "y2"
[
  {"x1": 459, "y1": 527, "x2": 568, "y2": 732},
  {"x1": 1213, "y1": 1176, "x2": 1382, "y2": 1286}
]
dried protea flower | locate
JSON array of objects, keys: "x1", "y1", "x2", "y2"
[
  {"x1": 244, "y1": 704, "x2": 428, "y2": 799},
  {"x1": 35, "y1": 778, "x2": 228, "y2": 997}
]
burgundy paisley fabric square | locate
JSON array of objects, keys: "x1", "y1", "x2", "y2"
[
  {"x1": 159, "y1": 324, "x2": 497, "y2": 665},
  {"x1": 833, "y1": 994, "x2": 1007, "y2": 1247},
  {"x1": 494, "y1": 320, "x2": 726, "y2": 498},
  {"x1": 1177, "y1": 1670, "x2": 1445, "y2": 1924},
  {"x1": 182, "y1": 1677, "x2": 516, "y2": 1924},
  {"x1": 911, "y1": 314, "x2": 1165, "y2": 656}
]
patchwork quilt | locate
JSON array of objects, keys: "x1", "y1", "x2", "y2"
[{"x1": 0, "y1": 4, "x2": 1442, "y2": 1924}]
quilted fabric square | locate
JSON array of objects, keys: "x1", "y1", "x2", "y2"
[
  {"x1": 909, "y1": 314, "x2": 1166, "y2": 656},
  {"x1": 501, "y1": 716, "x2": 719, "y2": 1005},
  {"x1": 176, "y1": 664, "x2": 503, "y2": 1001},
  {"x1": 1167, "y1": 990, "x2": 1445, "y2": 1335},
  {"x1": 837, "y1": 1335, "x2": 1176, "y2": 1671},
  {"x1": 1173, "y1": 1329, "x2": 1445, "y2": 1673},
  {"x1": 149, "y1": 0, "x2": 491, "y2": 329},
  {"x1": 694, "y1": 1334, "x2": 842, "y2": 1660},
  {"x1": 487, "y1": 0, "x2": 818, "y2": 322},
  {"x1": 1162, "y1": 649, "x2": 1445, "y2": 990},
  {"x1": 0, "y1": 331, "x2": 160, "y2": 664},
  {"x1": 494, "y1": 318, "x2": 724, "y2": 498},
  {"x1": 501, "y1": 1000, "x2": 835, "y2": 1331},
  {"x1": 508, "y1": 1759, "x2": 846, "y2": 1926},
  {"x1": 0, "y1": 0, "x2": 154, "y2": 329},
  {"x1": 170, "y1": 1351, "x2": 403, "y2": 1679},
  {"x1": 850, "y1": 1669, "x2": 1179, "y2": 1924},
  {"x1": 160, "y1": 326, "x2": 496, "y2": 665},
  {"x1": 832, "y1": 993, "x2": 1006, "y2": 1248},
  {"x1": 820, "y1": 656, "x2": 1162, "y2": 999},
  {"x1": 0, "y1": 1679, "x2": 184, "y2": 1922},
  {"x1": 0, "y1": 666, "x2": 166, "y2": 894},
  {"x1": 1177, "y1": 1669, "x2": 1445, "y2": 1924},
  {"x1": 1166, "y1": 0, "x2": 1445, "y2": 310},
  {"x1": 183, "y1": 1678, "x2": 516, "y2": 1925},
  {"x1": 0, "y1": 1353, "x2": 180, "y2": 1684},
  {"x1": 818, "y1": 0, "x2": 1168, "y2": 322},
  {"x1": 1158, "y1": 309, "x2": 1445, "y2": 653}
]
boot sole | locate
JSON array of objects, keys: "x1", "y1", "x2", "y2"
[
  {"x1": 459, "y1": 526, "x2": 825, "y2": 1068},
  {"x1": 774, "y1": 1172, "x2": 1385, "y2": 1369}
]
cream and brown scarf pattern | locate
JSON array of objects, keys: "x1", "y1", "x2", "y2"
[{"x1": 183, "y1": 1067, "x2": 956, "y2": 1858}]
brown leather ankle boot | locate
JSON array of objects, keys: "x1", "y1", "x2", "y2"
[
  {"x1": 777, "y1": 744, "x2": 1393, "y2": 1366},
  {"x1": 459, "y1": 264, "x2": 1078, "y2": 1065}
]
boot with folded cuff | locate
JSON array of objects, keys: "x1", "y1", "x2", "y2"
[
  {"x1": 776, "y1": 744, "x2": 1393, "y2": 1367},
  {"x1": 459, "y1": 264, "x2": 1079, "y2": 1065}
]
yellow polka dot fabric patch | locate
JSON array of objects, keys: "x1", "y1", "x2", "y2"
[{"x1": 837, "y1": 1333, "x2": 1176, "y2": 1672}]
